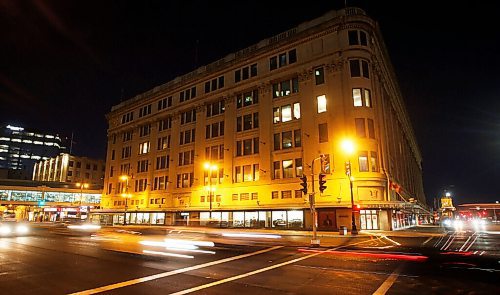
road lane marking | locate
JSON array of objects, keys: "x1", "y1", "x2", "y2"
[
  {"x1": 69, "y1": 245, "x2": 283, "y2": 295},
  {"x1": 422, "y1": 237, "x2": 433, "y2": 245},
  {"x1": 458, "y1": 235, "x2": 472, "y2": 252},
  {"x1": 372, "y1": 264, "x2": 404, "y2": 295},
  {"x1": 168, "y1": 248, "x2": 335, "y2": 295},
  {"x1": 464, "y1": 234, "x2": 479, "y2": 252},
  {"x1": 168, "y1": 239, "x2": 374, "y2": 295}
]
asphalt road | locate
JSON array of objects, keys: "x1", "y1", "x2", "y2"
[{"x1": 0, "y1": 226, "x2": 498, "y2": 295}]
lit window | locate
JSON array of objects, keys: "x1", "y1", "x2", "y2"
[
  {"x1": 282, "y1": 160, "x2": 294, "y2": 178},
  {"x1": 139, "y1": 142, "x2": 150, "y2": 154},
  {"x1": 364, "y1": 89, "x2": 372, "y2": 107},
  {"x1": 317, "y1": 95, "x2": 327, "y2": 113},
  {"x1": 370, "y1": 151, "x2": 378, "y2": 172},
  {"x1": 282, "y1": 105, "x2": 292, "y2": 122},
  {"x1": 273, "y1": 107, "x2": 280, "y2": 124},
  {"x1": 353, "y1": 89, "x2": 362, "y2": 106},
  {"x1": 293, "y1": 103, "x2": 301, "y2": 119},
  {"x1": 359, "y1": 152, "x2": 369, "y2": 172}
]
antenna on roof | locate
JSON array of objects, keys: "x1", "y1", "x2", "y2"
[{"x1": 69, "y1": 131, "x2": 75, "y2": 155}]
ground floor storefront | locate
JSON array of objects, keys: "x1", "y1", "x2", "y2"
[{"x1": 90, "y1": 204, "x2": 431, "y2": 231}]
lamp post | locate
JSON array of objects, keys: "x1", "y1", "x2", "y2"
[
  {"x1": 119, "y1": 175, "x2": 130, "y2": 225},
  {"x1": 309, "y1": 155, "x2": 323, "y2": 247},
  {"x1": 75, "y1": 182, "x2": 89, "y2": 219},
  {"x1": 341, "y1": 139, "x2": 358, "y2": 235},
  {"x1": 204, "y1": 162, "x2": 218, "y2": 219}
]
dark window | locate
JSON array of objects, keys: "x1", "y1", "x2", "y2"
[
  {"x1": 350, "y1": 60, "x2": 361, "y2": 77},
  {"x1": 250, "y1": 64, "x2": 258, "y2": 77},
  {"x1": 362, "y1": 60, "x2": 369, "y2": 78},
  {"x1": 270, "y1": 56, "x2": 278, "y2": 70},
  {"x1": 348, "y1": 30, "x2": 359, "y2": 45},
  {"x1": 294, "y1": 129, "x2": 302, "y2": 147},
  {"x1": 235, "y1": 70, "x2": 241, "y2": 83},
  {"x1": 319, "y1": 123, "x2": 328, "y2": 143},
  {"x1": 355, "y1": 118, "x2": 366, "y2": 138},
  {"x1": 274, "y1": 133, "x2": 281, "y2": 151},
  {"x1": 367, "y1": 119, "x2": 375, "y2": 139},
  {"x1": 288, "y1": 49, "x2": 297, "y2": 64},
  {"x1": 360, "y1": 31, "x2": 368, "y2": 46},
  {"x1": 242, "y1": 67, "x2": 249, "y2": 80},
  {"x1": 205, "y1": 81, "x2": 210, "y2": 93},
  {"x1": 279, "y1": 53, "x2": 287, "y2": 67},
  {"x1": 315, "y1": 67, "x2": 324, "y2": 85}
]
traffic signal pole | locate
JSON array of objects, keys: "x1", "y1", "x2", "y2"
[{"x1": 309, "y1": 155, "x2": 323, "y2": 247}]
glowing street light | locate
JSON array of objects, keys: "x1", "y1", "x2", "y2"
[
  {"x1": 204, "y1": 162, "x2": 218, "y2": 219},
  {"x1": 119, "y1": 175, "x2": 131, "y2": 225},
  {"x1": 75, "y1": 182, "x2": 89, "y2": 219},
  {"x1": 341, "y1": 139, "x2": 358, "y2": 235}
]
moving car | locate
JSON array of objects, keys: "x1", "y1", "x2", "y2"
[{"x1": 0, "y1": 221, "x2": 30, "y2": 236}]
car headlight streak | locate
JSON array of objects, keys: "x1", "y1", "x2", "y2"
[{"x1": 140, "y1": 238, "x2": 216, "y2": 257}]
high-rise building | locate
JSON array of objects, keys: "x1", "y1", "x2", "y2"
[
  {"x1": 32, "y1": 153, "x2": 105, "y2": 186},
  {"x1": 0, "y1": 124, "x2": 67, "y2": 179},
  {"x1": 99, "y1": 7, "x2": 428, "y2": 230}
]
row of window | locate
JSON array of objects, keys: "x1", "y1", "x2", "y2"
[
  {"x1": 235, "y1": 64, "x2": 258, "y2": 83},
  {"x1": 235, "y1": 164, "x2": 260, "y2": 183},
  {"x1": 272, "y1": 190, "x2": 303, "y2": 199},
  {"x1": 231, "y1": 192, "x2": 258, "y2": 201},
  {"x1": 273, "y1": 158, "x2": 303, "y2": 179},
  {"x1": 204, "y1": 76, "x2": 225, "y2": 93},
  {"x1": 117, "y1": 84, "x2": 371, "y2": 144},
  {"x1": 119, "y1": 27, "x2": 371, "y2": 125}
]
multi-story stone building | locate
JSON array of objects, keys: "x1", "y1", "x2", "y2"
[
  {"x1": 98, "y1": 7, "x2": 428, "y2": 230},
  {"x1": 33, "y1": 153, "x2": 105, "y2": 186}
]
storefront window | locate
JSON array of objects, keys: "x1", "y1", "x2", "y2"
[
  {"x1": 360, "y1": 209, "x2": 379, "y2": 230},
  {"x1": 245, "y1": 211, "x2": 258, "y2": 227},
  {"x1": 233, "y1": 212, "x2": 244, "y2": 227},
  {"x1": 287, "y1": 210, "x2": 303, "y2": 228},
  {"x1": 272, "y1": 211, "x2": 287, "y2": 228}
]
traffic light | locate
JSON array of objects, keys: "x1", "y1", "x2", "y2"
[
  {"x1": 299, "y1": 176, "x2": 308, "y2": 195},
  {"x1": 344, "y1": 161, "x2": 351, "y2": 176},
  {"x1": 318, "y1": 173, "x2": 327, "y2": 193}
]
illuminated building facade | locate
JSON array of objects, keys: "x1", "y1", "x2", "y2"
[
  {"x1": 99, "y1": 7, "x2": 428, "y2": 230},
  {"x1": 0, "y1": 124, "x2": 67, "y2": 179},
  {"x1": 33, "y1": 153, "x2": 105, "y2": 186},
  {"x1": 0, "y1": 179, "x2": 101, "y2": 222}
]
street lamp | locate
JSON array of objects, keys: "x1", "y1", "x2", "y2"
[
  {"x1": 119, "y1": 175, "x2": 131, "y2": 225},
  {"x1": 75, "y1": 182, "x2": 89, "y2": 219},
  {"x1": 204, "y1": 162, "x2": 218, "y2": 219},
  {"x1": 341, "y1": 139, "x2": 358, "y2": 235}
]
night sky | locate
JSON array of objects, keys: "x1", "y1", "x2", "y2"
[{"x1": 1, "y1": 1, "x2": 499, "y2": 205}]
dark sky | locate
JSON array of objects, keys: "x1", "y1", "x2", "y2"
[{"x1": 1, "y1": 1, "x2": 499, "y2": 205}]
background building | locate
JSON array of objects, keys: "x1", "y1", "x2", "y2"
[
  {"x1": 0, "y1": 179, "x2": 101, "y2": 222},
  {"x1": 0, "y1": 124, "x2": 67, "y2": 180},
  {"x1": 98, "y1": 7, "x2": 428, "y2": 230},
  {"x1": 33, "y1": 153, "x2": 105, "y2": 186}
]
